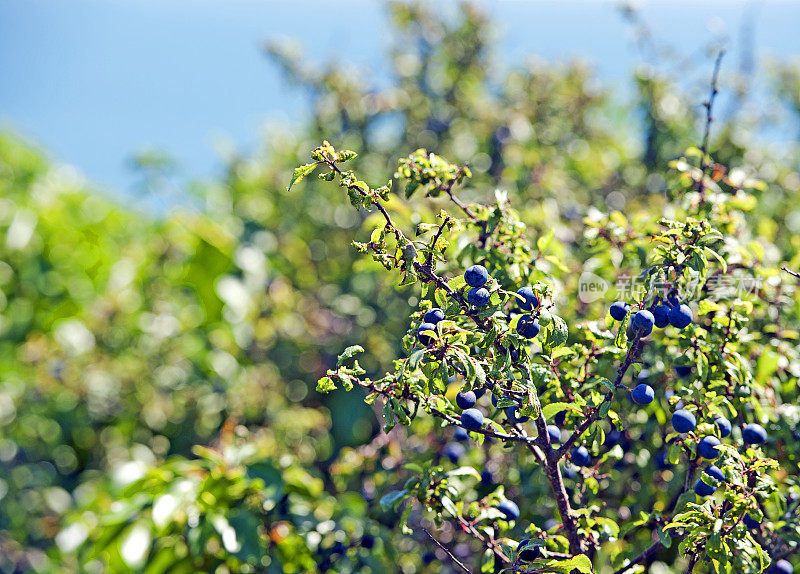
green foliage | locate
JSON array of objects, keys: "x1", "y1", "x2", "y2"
[
  {"x1": 304, "y1": 132, "x2": 798, "y2": 572},
  {"x1": 1, "y1": 3, "x2": 800, "y2": 573}
]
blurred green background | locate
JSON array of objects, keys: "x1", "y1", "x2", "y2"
[{"x1": 0, "y1": 1, "x2": 799, "y2": 572}]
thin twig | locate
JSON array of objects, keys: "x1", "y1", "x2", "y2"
[
  {"x1": 781, "y1": 266, "x2": 800, "y2": 280},
  {"x1": 697, "y1": 50, "x2": 725, "y2": 202},
  {"x1": 426, "y1": 216, "x2": 452, "y2": 266},
  {"x1": 431, "y1": 408, "x2": 537, "y2": 444},
  {"x1": 452, "y1": 514, "x2": 511, "y2": 565},
  {"x1": 423, "y1": 528, "x2": 472, "y2": 573}
]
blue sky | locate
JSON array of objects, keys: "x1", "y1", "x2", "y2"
[{"x1": 1, "y1": 0, "x2": 798, "y2": 198}]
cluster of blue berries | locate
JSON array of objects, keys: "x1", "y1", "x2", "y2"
[
  {"x1": 444, "y1": 387, "x2": 490, "y2": 463},
  {"x1": 417, "y1": 264, "x2": 491, "y2": 346},
  {"x1": 418, "y1": 264, "x2": 546, "y2": 350},
  {"x1": 668, "y1": 408, "x2": 769, "y2": 497},
  {"x1": 417, "y1": 306, "x2": 445, "y2": 346},
  {"x1": 417, "y1": 264, "x2": 492, "y2": 346},
  {"x1": 609, "y1": 296, "x2": 694, "y2": 406},
  {"x1": 609, "y1": 293, "x2": 694, "y2": 337},
  {"x1": 442, "y1": 274, "x2": 779, "y2": 545},
  {"x1": 514, "y1": 285, "x2": 541, "y2": 339},
  {"x1": 610, "y1": 295, "x2": 777, "y2": 510},
  {"x1": 465, "y1": 264, "x2": 491, "y2": 306}
]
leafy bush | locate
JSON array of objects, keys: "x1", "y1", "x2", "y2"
[
  {"x1": 300, "y1": 128, "x2": 798, "y2": 571},
  {"x1": 1, "y1": 2, "x2": 800, "y2": 573}
]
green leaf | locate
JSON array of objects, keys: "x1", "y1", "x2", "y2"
[
  {"x1": 537, "y1": 229, "x2": 554, "y2": 252},
  {"x1": 336, "y1": 150, "x2": 358, "y2": 162},
  {"x1": 404, "y1": 180, "x2": 419, "y2": 199},
  {"x1": 597, "y1": 377, "x2": 614, "y2": 392},
  {"x1": 546, "y1": 553, "x2": 593, "y2": 573},
  {"x1": 657, "y1": 525, "x2": 672, "y2": 548},
  {"x1": 668, "y1": 443, "x2": 682, "y2": 465},
  {"x1": 434, "y1": 360, "x2": 449, "y2": 395},
  {"x1": 704, "y1": 246, "x2": 727, "y2": 273},
  {"x1": 696, "y1": 352, "x2": 709, "y2": 381},
  {"x1": 337, "y1": 345, "x2": 365, "y2": 366},
  {"x1": 543, "y1": 402, "x2": 572, "y2": 420},
  {"x1": 287, "y1": 162, "x2": 319, "y2": 191},
  {"x1": 440, "y1": 496, "x2": 459, "y2": 518},
  {"x1": 400, "y1": 501, "x2": 414, "y2": 535},
  {"x1": 546, "y1": 316, "x2": 568, "y2": 351},
  {"x1": 472, "y1": 360, "x2": 486, "y2": 386},
  {"x1": 370, "y1": 226, "x2": 386, "y2": 245},
  {"x1": 400, "y1": 269, "x2": 418, "y2": 286},
  {"x1": 383, "y1": 399, "x2": 396, "y2": 433},
  {"x1": 380, "y1": 490, "x2": 407, "y2": 511},
  {"x1": 615, "y1": 313, "x2": 629, "y2": 348},
  {"x1": 316, "y1": 376, "x2": 336, "y2": 393},
  {"x1": 409, "y1": 348, "x2": 426, "y2": 371},
  {"x1": 448, "y1": 466, "x2": 481, "y2": 479},
  {"x1": 392, "y1": 397, "x2": 410, "y2": 425}
]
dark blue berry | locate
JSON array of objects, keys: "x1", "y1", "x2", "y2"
[
  {"x1": 461, "y1": 408, "x2": 484, "y2": 431},
  {"x1": 423, "y1": 307, "x2": 445, "y2": 324},
  {"x1": 506, "y1": 405, "x2": 530, "y2": 423},
  {"x1": 465, "y1": 265, "x2": 489, "y2": 288},
  {"x1": 653, "y1": 304, "x2": 670, "y2": 328},
  {"x1": 715, "y1": 417, "x2": 732, "y2": 437},
  {"x1": 742, "y1": 423, "x2": 767, "y2": 445},
  {"x1": 517, "y1": 539, "x2": 541, "y2": 562},
  {"x1": 632, "y1": 309, "x2": 655, "y2": 336},
  {"x1": 672, "y1": 409, "x2": 696, "y2": 433},
  {"x1": 655, "y1": 451, "x2": 672, "y2": 470},
  {"x1": 497, "y1": 500, "x2": 520, "y2": 521},
  {"x1": 516, "y1": 286, "x2": 539, "y2": 311},
  {"x1": 697, "y1": 435, "x2": 721, "y2": 459},
  {"x1": 743, "y1": 514, "x2": 761, "y2": 529},
  {"x1": 604, "y1": 429, "x2": 623, "y2": 447},
  {"x1": 417, "y1": 322, "x2": 437, "y2": 345},
  {"x1": 668, "y1": 304, "x2": 693, "y2": 329},
  {"x1": 517, "y1": 315, "x2": 541, "y2": 339},
  {"x1": 694, "y1": 478, "x2": 716, "y2": 497},
  {"x1": 443, "y1": 442, "x2": 465, "y2": 463},
  {"x1": 571, "y1": 446, "x2": 591, "y2": 467},
  {"x1": 631, "y1": 384, "x2": 654, "y2": 405},
  {"x1": 456, "y1": 391, "x2": 477, "y2": 410},
  {"x1": 467, "y1": 287, "x2": 490, "y2": 307},
  {"x1": 610, "y1": 301, "x2": 629, "y2": 321},
  {"x1": 704, "y1": 465, "x2": 726, "y2": 483}
]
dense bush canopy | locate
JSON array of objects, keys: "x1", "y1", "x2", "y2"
[{"x1": 1, "y1": 3, "x2": 800, "y2": 573}]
